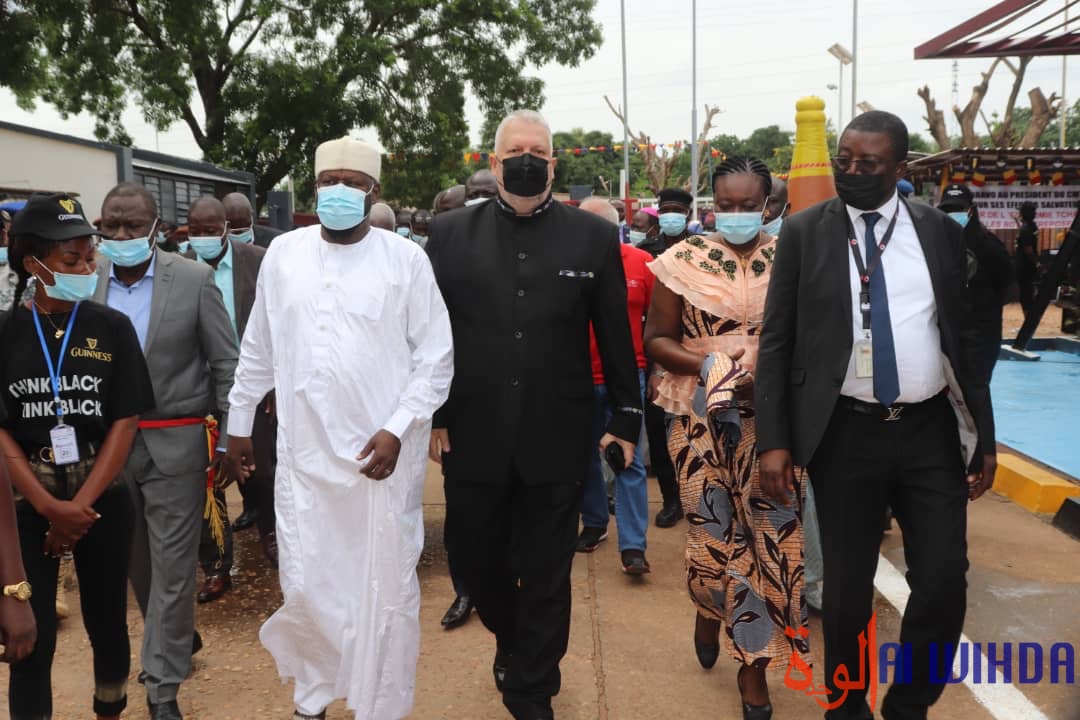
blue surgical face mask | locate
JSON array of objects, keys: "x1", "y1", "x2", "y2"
[
  {"x1": 412, "y1": 234, "x2": 428, "y2": 248},
  {"x1": 396, "y1": 226, "x2": 411, "y2": 237},
  {"x1": 317, "y1": 183, "x2": 369, "y2": 231},
  {"x1": 0, "y1": 247, "x2": 8, "y2": 265},
  {"x1": 188, "y1": 234, "x2": 226, "y2": 260},
  {"x1": 658, "y1": 212, "x2": 687, "y2": 237},
  {"x1": 714, "y1": 211, "x2": 764, "y2": 246},
  {"x1": 157, "y1": 231, "x2": 167, "y2": 245},
  {"x1": 628, "y1": 230, "x2": 648, "y2": 246},
  {"x1": 762, "y1": 216, "x2": 783, "y2": 237},
  {"x1": 33, "y1": 257, "x2": 99, "y2": 302},
  {"x1": 178, "y1": 240, "x2": 190, "y2": 254},
  {"x1": 947, "y1": 211, "x2": 970, "y2": 228},
  {"x1": 229, "y1": 228, "x2": 254, "y2": 244},
  {"x1": 99, "y1": 234, "x2": 155, "y2": 267}
]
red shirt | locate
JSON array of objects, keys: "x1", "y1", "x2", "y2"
[{"x1": 590, "y1": 243, "x2": 655, "y2": 384}]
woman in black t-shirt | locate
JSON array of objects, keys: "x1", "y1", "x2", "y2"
[{"x1": 0, "y1": 193, "x2": 154, "y2": 720}]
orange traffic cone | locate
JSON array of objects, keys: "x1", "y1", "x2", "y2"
[{"x1": 788, "y1": 97, "x2": 837, "y2": 214}]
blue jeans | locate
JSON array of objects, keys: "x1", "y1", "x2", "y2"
[{"x1": 581, "y1": 370, "x2": 648, "y2": 552}]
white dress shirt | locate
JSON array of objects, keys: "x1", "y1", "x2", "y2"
[{"x1": 840, "y1": 191, "x2": 947, "y2": 404}]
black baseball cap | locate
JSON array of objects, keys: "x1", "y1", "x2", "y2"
[
  {"x1": 938, "y1": 184, "x2": 973, "y2": 212},
  {"x1": 11, "y1": 193, "x2": 101, "y2": 242},
  {"x1": 657, "y1": 187, "x2": 694, "y2": 207}
]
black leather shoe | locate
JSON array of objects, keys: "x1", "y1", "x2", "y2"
[
  {"x1": 232, "y1": 508, "x2": 258, "y2": 532},
  {"x1": 147, "y1": 699, "x2": 183, "y2": 720},
  {"x1": 655, "y1": 498, "x2": 684, "y2": 527},
  {"x1": 575, "y1": 526, "x2": 608, "y2": 553},
  {"x1": 493, "y1": 650, "x2": 511, "y2": 692},
  {"x1": 621, "y1": 549, "x2": 651, "y2": 575},
  {"x1": 197, "y1": 573, "x2": 232, "y2": 603},
  {"x1": 262, "y1": 531, "x2": 280, "y2": 569},
  {"x1": 504, "y1": 697, "x2": 553, "y2": 720},
  {"x1": 440, "y1": 595, "x2": 473, "y2": 629}
]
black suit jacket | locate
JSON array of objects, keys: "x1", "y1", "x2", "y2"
[
  {"x1": 755, "y1": 197, "x2": 995, "y2": 470},
  {"x1": 253, "y1": 224, "x2": 283, "y2": 249},
  {"x1": 183, "y1": 240, "x2": 266, "y2": 342},
  {"x1": 427, "y1": 199, "x2": 642, "y2": 486}
]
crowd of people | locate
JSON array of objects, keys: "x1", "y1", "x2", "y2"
[{"x1": 0, "y1": 106, "x2": 1019, "y2": 720}]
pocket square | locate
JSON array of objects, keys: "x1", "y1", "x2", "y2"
[{"x1": 558, "y1": 269, "x2": 594, "y2": 278}]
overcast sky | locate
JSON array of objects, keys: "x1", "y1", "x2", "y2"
[{"x1": 1, "y1": 0, "x2": 1074, "y2": 162}]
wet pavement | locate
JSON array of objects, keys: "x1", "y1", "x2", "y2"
[{"x1": 1, "y1": 461, "x2": 1077, "y2": 719}]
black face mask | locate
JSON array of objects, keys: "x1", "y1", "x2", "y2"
[
  {"x1": 500, "y1": 154, "x2": 550, "y2": 198},
  {"x1": 834, "y1": 172, "x2": 894, "y2": 211}
]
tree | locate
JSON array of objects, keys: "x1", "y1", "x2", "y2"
[
  {"x1": 12, "y1": 1, "x2": 603, "y2": 205},
  {"x1": 918, "y1": 57, "x2": 1059, "y2": 149}
]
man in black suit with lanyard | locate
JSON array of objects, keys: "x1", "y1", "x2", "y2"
[
  {"x1": 755, "y1": 111, "x2": 996, "y2": 720},
  {"x1": 426, "y1": 109, "x2": 641, "y2": 720}
]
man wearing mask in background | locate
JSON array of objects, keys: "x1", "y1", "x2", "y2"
[
  {"x1": 223, "y1": 192, "x2": 282, "y2": 249},
  {"x1": 225, "y1": 137, "x2": 454, "y2": 720},
  {"x1": 369, "y1": 202, "x2": 396, "y2": 231},
  {"x1": 95, "y1": 183, "x2": 238, "y2": 720},
  {"x1": 465, "y1": 170, "x2": 499, "y2": 206},
  {"x1": 184, "y1": 196, "x2": 277, "y2": 595},
  {"x1": 656, "y1": 188, "x2": 693, "y2": 249},
  {"x1": 395, "y1": 209, "x2": 414, "y2": 239},
  {"x1": 576, "y1": 197, "x2": 654, "y2": 572},
  {"x1": 437, "y1": 185, "x2": 467, "y2": 214},
  {"x1": 426, "y1": 109, "x2": 641, "y2": 720},
  {"x1": 937, "y1": 184, "x2": 1015, "y2": 384},
  {"x1": 411, "y1": 209, "x2": 433, "y2": 249},
  {"x1": 763, "y1": 176, "x2": 789, "y2": 238},
  {"x1": 627, "y1": 205, "x2": 681, "y2": 526}
]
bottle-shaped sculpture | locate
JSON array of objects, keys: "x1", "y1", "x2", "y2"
[{"x1": 788, "y1": 97, "x2": 837, "y2": 213}]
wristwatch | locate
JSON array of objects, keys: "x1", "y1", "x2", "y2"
[{"x1": 3, "y1": 581, "x2": 32, "y2": 602}]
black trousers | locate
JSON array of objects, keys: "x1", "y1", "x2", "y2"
[
  {"x1": 198, "y1": 486, "x2": 234, "y2": 575},
  {"x1": 644, "y1": 400, "x2": 677, "y2": 503},
  {"x1": 807, "y1": 394, "x2": 968, "y2": 720},
  {"x1": 444, "y1": 467, "x2": 582, "y2": 706},
  {"x1": 252, "y1": 404, "x2": 278, "y2": 537},
  {"x1": 9, "y1": 485, "x2": 134, "y2": 719}
]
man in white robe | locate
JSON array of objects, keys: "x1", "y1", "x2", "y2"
[{"x1": 225, "y1": 137, "x2": 454, "y2": 720}]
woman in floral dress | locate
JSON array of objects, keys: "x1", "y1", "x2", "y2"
[{"x1": 644, "y1": 156, "x2": 807, "y2": 720}]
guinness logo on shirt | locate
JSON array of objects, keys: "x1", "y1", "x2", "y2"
[{"x1": 71, "y1": 339, "x2": 112, "y2": 362}]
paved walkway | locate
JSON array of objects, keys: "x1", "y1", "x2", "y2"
[{"x1": 1, "y1": 462, "x2": 1077, "y2": 719}]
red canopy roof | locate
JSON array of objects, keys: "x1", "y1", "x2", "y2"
[{"x1": 915, "y1": 0, "x2": 1080, "y2": 60}]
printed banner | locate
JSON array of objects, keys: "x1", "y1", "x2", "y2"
[{"x1": 954, "y1": 185, "x2": 1080, "y2": 230}]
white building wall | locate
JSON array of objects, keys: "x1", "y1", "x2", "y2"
[{"x1": 0, "y1": 128, "x2": 118, "y2": 219}]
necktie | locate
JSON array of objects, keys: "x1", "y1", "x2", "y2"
[{"x1": 862, "y1": 212, "x2": 900, "y2": 407}]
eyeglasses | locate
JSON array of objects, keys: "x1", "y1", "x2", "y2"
[{"x1": 831, "y1": 156, "x2": 887, "y2": 175}]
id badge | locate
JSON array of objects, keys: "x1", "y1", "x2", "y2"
[
  {"x1": 49, "y1": 424, "x2": 80, "y2": 466},
  {"x1": 855, "y1": 339, "x2": 874, "y2": 379}
]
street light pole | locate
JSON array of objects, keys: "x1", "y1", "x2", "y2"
[
  {"x1": 828, "y1": 43, "x2": 854, "y2": 133},
  {"x1": 851, "y1": 0, "x2": 858, "y2": 121},
  {"x1": 620, "y1": 0, "x2": 630, "y2": 201},
  {"x1": 691, "y1": 0, "x2": 699, "y2": 217}
]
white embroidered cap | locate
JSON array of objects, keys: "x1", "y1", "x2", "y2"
[{"x1": 314, "y1": 137, "x2": 381, "y2": 182}]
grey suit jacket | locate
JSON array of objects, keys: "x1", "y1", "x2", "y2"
[{"x1": 95, "y1": 249, "x2": 238, "y2": 475}]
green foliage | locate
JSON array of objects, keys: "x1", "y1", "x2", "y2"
[
  {"x1": 549, "y1": 128, "x2": 647, "y2": 195},
  {"x1": 10, "y1": 0, "x2": 602, "y2": 206}
]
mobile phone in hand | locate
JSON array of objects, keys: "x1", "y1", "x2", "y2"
[{"x1": 604, "y1": 442, "x2": 626, "y2": 474}]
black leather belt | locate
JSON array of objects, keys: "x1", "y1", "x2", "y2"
[{"x1": 837, "y1": 388, "x2": 948, "y2": 422}]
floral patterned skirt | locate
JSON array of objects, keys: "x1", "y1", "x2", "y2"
[{"x1": 670, "y1": 413, "x2": 810, "y2": 667}]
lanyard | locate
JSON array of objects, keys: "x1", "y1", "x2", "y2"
[
  {"x1": 31, "y1": 302, "x2": 80, "y2": 423},
  {"x1": 845, "y1": 209, "x2": 899, "y2": 333}
]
